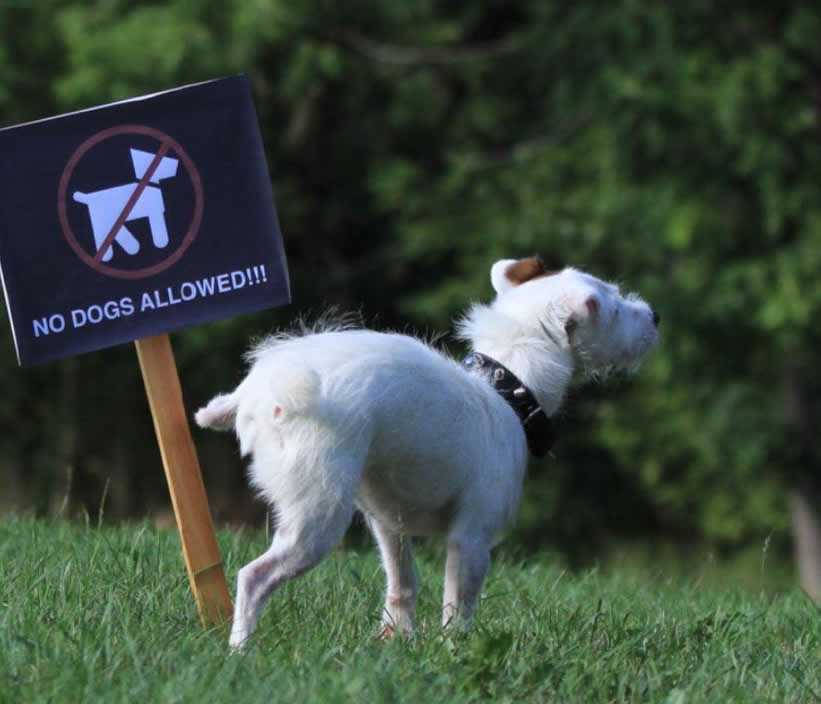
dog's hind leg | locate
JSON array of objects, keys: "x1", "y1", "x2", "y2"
[
  {"x1": 367, "y1": 518, "x2": 418, "y2": 637},
  {"x1": 441, "y1": 531, "x2": 490, "y2": 630},
  {"x1": 229, "y1": 487, "x2": 355, "y2": 650}
]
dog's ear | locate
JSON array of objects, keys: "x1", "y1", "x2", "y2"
[
  {"x1": 565, "y1": 294, "x2": 599, "y2": 339},
  {"x1": 490, "y1": 256, "x2": 550, "y2": 294}
]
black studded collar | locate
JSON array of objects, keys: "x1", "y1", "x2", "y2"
[{"x1": 462, "y1": 352, "x2": 555, "y2": 457}]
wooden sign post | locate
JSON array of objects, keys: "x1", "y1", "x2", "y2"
[{"x1": 135, "y1": 333, "x2": 233, "y2": 626}]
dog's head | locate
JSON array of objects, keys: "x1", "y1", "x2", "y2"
[{"x1": 490, "y1": 256, "x2": 659, "y2": 381}]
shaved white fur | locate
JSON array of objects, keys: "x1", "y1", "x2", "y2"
[{"x1": 196, "y1": 258, "x2": 658, "y2": 648}]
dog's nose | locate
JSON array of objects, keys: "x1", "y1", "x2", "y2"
[{"x1": 651, "y1": 310, "x2": 660, "y2": 327}]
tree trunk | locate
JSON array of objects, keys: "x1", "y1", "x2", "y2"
[
  {"x1": 783, "y1": 359, "x2": 821, "y2": 600},
  {"x1": 790, "y1": 486, "x2": 821, "y2": 600}
]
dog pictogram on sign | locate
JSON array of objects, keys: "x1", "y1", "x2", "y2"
[
  {"x1": 57, "y1": 125, "x2": 204, "y2": 280},
  {"x1": 73, "y1": 148, "x2": 179, "y2": 262}
]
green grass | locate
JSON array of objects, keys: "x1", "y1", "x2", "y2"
[{"x1": 1, "y1": 516, "x2": 819, "y2": 703}]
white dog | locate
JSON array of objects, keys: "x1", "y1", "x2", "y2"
[{"x1": 195, "y1": 257, "x2": 659, "y2": 648}]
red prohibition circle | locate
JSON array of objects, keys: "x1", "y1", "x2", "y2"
[{"x1": 57, "y1": 124, "x2": 204, "y2": 280}]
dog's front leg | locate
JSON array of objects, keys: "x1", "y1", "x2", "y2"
[
  {"x1": 441, "y1": 534, "x2": 490, "y2": 629},
  {"x1": 368, "y1": 518, "x2": 418, "y2": 637}
]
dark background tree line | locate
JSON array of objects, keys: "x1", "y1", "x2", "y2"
[{"x1": 2, "y1": 0, "x2": 820, "y2": 592}]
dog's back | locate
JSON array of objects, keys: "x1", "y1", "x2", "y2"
[{"x1": 200, "y1": 329, "x2": 527, "y2": 536}]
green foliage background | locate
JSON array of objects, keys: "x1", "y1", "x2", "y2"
[{"x1": 1, "y1": 1, "x2": 819, "y2": 563}]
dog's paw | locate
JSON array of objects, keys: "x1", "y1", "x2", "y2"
[
  {"x1": 378, "y1": 621, "x2": 415, "y2": 641},
  {"x1": 228, "y1": 630, "x2": 251, "y2": 653}
]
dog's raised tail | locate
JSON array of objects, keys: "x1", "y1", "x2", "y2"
[
  {"x1": 194, "y1": 393, "x2": 239, "y2": 431},
  {"x1": 195, "y1": 367, "x2": 321, "y2": 433}
]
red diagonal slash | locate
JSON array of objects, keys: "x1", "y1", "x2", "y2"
[{"x1": 93, "y1": 140, "x2": 172, "y2": 263}]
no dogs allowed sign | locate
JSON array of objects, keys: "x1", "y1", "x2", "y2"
[{"x1": 0, "y1": 75, "x2": 290, "y2": 366}]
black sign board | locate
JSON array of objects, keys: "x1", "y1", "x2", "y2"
[{"x1": 0, "y1": 75, "x2": 290, "y2": 366}]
